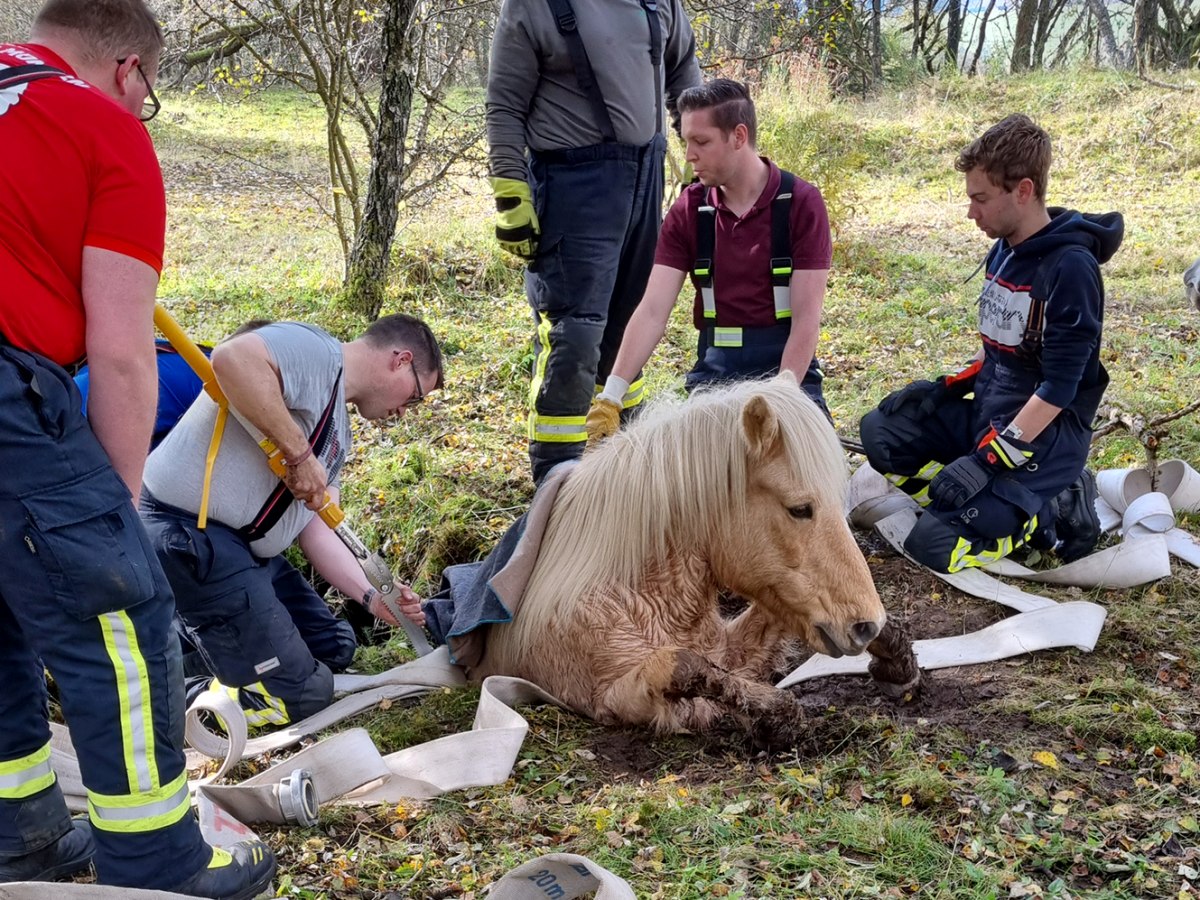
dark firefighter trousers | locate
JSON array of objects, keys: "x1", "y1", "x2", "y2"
[
  {"x1": 685, "y1": 321, "x2": 830, "y2": 418},
  {"x1": 0, "y1": 343, "x2": 210, "y2": 889},
  {"x1": 859, "y1": 393, "x2": 1091, "y2": 572},
  {"x1": 525, "y1": 135, "x2": 666, "y2": 484},
  {"x1": 139, "y1": 497, "x2": 356, "y2": 729}
]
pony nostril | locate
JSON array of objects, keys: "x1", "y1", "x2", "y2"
[{"x1": 851, "y1": 620, "x2": 880, "y2": 647}]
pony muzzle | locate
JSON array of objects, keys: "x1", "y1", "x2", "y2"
[{"x1": 816, "y1": 619, "x2": 883, "y2": 658}]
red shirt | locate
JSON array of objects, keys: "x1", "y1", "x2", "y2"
[
  {"x1": 0, "y1": 44, "x2": 165, "y2": 366},
  {"x1": 655, "y1": 159, "x2": 832, "y2": 329}
]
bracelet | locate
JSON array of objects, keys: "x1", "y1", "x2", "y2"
[
  {"x1": 361, "y1": 587, "x2": 378, "y2": 609},
  {"x1": 284, "y1": 445, "x2": 313, "y2": 467}
]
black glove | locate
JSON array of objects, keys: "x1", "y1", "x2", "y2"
[
  {"x1": 878, "y1": 360, "x2": 983, "y2": 418},
  {"x1": 928, "y1": 422, "x2": 1036, "y2": 511}
]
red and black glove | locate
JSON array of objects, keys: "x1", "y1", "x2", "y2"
[
  {"x1": 928, "y1": 421, "x2": 1036, "y2": 511},
  {"x1": 877, "y1": 359, "x2": 982, "y2": 417}
]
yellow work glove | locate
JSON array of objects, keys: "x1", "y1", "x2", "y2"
[
  {"x1": 585, "y1": 397, "x2": 621, "y2": 448},
  {"x1": 490, "y1": 176, "x2": 539, "y2": 260}
]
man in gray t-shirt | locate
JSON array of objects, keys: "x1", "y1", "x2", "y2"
[
  {"x1": 141, "y1": 314, "x2": 443, "y2": 727},
  {"x1": 486, "y1": 0, "x2": 701, "y2": 484}
]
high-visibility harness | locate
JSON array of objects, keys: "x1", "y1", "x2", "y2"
[{"x1": 693, "y1": 171, "x2": 795, "y2": 348}]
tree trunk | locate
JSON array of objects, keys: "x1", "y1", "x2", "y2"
[
  {"x1": 871, "y1": 0, "x2": 882, "y2": 82},
  {"x1": 969, "y1": 0, "x2": 998, "y2": 75},
  {"x1": 343, "y1": 0, "x2": 420, "y2": 320},
  {"x1": 1084, "y1": 0, "x2": 1124, "y2": 67},
  {"x1": 946, "y1": 0, "x2": 963, "y2": 72},
  {"x1": 1011, "y1": 0, "x2": 1038, "y2": 72},
  {"x1": 1134, "y1": 0, "x2": 1160, "y2": 71}
]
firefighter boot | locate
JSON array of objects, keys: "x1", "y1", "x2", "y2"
[
  {"x1": 170, "y1": 840, "x2": 277, "y2": 900},
  {"x1": 1054, "y1": 469, "x2": 1102, "y2": 563},
  {"x1": 0, "y1": 786, "x2": 94, "y2": 882}
]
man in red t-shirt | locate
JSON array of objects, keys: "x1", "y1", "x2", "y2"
[
  {"x1": 0, "y1": 2, "x2": 273, "y2": 895},
  {"x1": 586, "y1": 78, "x2": 833, "y2": 442}
]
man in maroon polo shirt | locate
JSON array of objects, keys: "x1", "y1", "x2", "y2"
[{"x1": 586, "y1": 78, "x2": 832, "y2": 442}]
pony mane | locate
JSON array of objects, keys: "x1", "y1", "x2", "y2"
[{"x1": 518, "y1": 376, "x2": 848, "y2": 630}]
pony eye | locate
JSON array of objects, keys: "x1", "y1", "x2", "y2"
[{"x1": 787, "y1": 503, "x2": 813, "y2": 520}]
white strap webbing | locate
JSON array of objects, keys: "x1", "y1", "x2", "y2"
[{"x1": 30, "y1": 461, "x2": 1200, "y2": 900}]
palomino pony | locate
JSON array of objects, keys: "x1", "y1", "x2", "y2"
[{"x1": 471, "y1": 374, "x2": 891, "y2": 738}]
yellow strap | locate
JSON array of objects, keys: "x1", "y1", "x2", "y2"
[{"x1": 198, "y1": 401, "x2": 228, "y2": 530}]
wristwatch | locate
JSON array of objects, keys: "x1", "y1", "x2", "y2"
[{"x1": 361, "y1": 587, "x2": 378, "y2": 608}]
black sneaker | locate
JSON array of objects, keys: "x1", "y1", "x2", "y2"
[
  {"x1": 0, "y1": 819, "x2": 94, "y2": 882},
  {"x1": 170, "y1": 841, "x2": 276, "y2": 900},
  {"x1": 1055, "y1": 469, "x2": 1101, "y2": 563}
]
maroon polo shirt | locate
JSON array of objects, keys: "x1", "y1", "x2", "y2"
[{"x1": 655, "y1": 158, "x2": 832, "y2": 329}]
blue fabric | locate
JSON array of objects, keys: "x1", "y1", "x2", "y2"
[
  {"x1": 139, "y1": 497, "x2": 351, "y2": 723},
  {"x1": 525, "y1": 135, "x2": 666, "y2": 483},
  {"x1": 0, "y1": 344, "x2": 209, "y2": 887},
  {"x1": 685, "y1": 322, "x2": 829, "y2": 415},
  {"x1": 974, "y1": 209, "x2": 1121, "y2": 428},
  {"x1": 424, "y1": 514, "x2": 524, "y2": 663},
  {"x1": 859, "y1": 394, "x2": 1091, "y2": 572},
  {"x1": 75, "y1": 340, "x2": 205, "y2": 449}
]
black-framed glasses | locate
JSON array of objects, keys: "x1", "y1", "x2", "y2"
[
  {"x1": 405, "y1": 361, "x2": 426, "y2": 408},
  {"x1": 116, "y1": 58, "x2": 161, "y2": 122}
]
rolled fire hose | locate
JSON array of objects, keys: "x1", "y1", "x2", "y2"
[{"x1": 153, "y1": 305, "x2": 432, "y2": 656}]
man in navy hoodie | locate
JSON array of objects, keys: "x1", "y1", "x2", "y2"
[{"x1": 860, "y1": 114, "x2": 1123, "y2": 573}]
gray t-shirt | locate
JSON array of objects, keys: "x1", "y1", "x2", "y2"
[
  {"x1": 143, "y1": 323, "x2": 350, "y2": 559},
  {"x1": 486, "y1": 0, "x2": 702, "y2": 180}
]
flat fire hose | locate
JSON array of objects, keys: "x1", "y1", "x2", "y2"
[{"x1": 153, "y1": 305, "x2": 432, "y2": 656}]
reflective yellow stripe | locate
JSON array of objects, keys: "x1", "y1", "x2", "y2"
[
  {"x1": 947, "y1": 515, "x2": 1040, "y2": 573},
  {"x1": 622, "y1": 377, "x2": 645, "y2": 410},
  {"x1": 773, "y1": 284, "x2": 792, "y2": 319},
  {"x1": 98, "y1": 611, "x2": 158, "y2": 794},
  {"x1": 88, "y1": 771, "x2": 190, "y2": 833},
  {"x1": 0, "y1": 743, "x2": 55, "y2": 800},
  {"x1": 216, "y1": 681, "x2": 290, "y2": 728},
  {"x1": 915, "y1": 461, "x2": 943, "y2": 480},
  {"x1": 713, "y1": 327, "x2": 742, "y2": 348},
  {"x1": 701, "y1": 286, "x2": 716, "y2": 319},
  {"x1": 527, "y1": 312, "x2": 554, "y2": 441},
  {"x1": 529, "y1": 414, "x2": 587, "y2": 444}
]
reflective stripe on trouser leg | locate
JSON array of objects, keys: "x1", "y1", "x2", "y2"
[
  {"x1": 884, "y1": 460, "x2": 944, "y2": 507},
  {"x1": 210, "y1": 679, "x2": 291, "y2": 728},
  {"x1": 946, "y1": 514, "x2": 1041, "y2": 573},
  {"x1": 88, "y1": 771, "x2": 190, "y2": 834},
  {"x1": 621, "y1": 377, "x2": 645, "y2": 410},
  {"x1": 0, "y1": 744, "x2": 54, "y2": 801},
  {"x1": 593, "y1": 377, "x2": 646, "y2": 411},
  {"x1": 527, "y1": 312, "x2": 587, "y2": 444},
  {"x1": 88, "y1": 611, "x2": 190, "y2": 833}
]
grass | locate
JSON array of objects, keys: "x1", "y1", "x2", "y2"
[{"x1": 150, "y1": 69, "x2": 1200, "y2": 898}]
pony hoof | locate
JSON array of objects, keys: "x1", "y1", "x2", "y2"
[
  {"x1": 748, "y1": 699, "x2": 805, "y2": 750},
  {"x1": 872, "y1": 671, "x2": 922, "y2": 701}
]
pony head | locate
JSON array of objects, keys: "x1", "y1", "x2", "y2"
[
  {"x1": 545, "y1": 372, "x2": 885, "y2": 658},
  {"x1": 709, "y1": 374, "x2": 886, "y2": 657}
]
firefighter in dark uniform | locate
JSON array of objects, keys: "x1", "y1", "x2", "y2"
[
  {"x1": 0, "y1": 1, "x2": 273, "y2": 893},
  {"x1": 486, "y1": 0, "x2": 702, "y2": 483},
  {"x1": 859, "y1": 114, "x2": 1122, "y2": 573}
]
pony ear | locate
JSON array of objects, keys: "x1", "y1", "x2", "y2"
[
  {"x1": 774, "y1": 368, "x2": 800, "y2": 388},
  {"x1": 742, "y1": 394, "x2": 784, "y2": 461}
]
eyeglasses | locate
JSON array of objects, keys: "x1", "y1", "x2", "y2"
[
  {"x1": 404, "y1": 361, "x2": 426, "y2": 409},
  {"x1": 116, "y1": 58, "x2": 161, "y2": 122}
]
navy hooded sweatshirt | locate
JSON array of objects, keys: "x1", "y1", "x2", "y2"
[{"x1": 972, "y1": 207, "x2": 1124, "y2": 438}]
